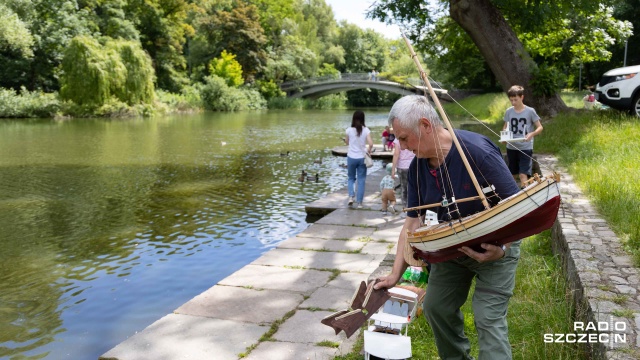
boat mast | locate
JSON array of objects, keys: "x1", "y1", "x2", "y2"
[{"x1": 401, "y1": 33, "x2": 490, "y2": 210}]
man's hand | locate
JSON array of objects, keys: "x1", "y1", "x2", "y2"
[
  {"x1": 458, "y1": 243, "x2": 505, "y2": 263},
  {"x1": 374, "y1": 273, "x2": 400, "y2": 290}
]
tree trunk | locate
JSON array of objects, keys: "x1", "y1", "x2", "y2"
[{"x1": 449, "y1": 0, "x2": 567, "y2": 117}]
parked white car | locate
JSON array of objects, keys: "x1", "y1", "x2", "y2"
[{"x1": 595, "y1": 65, "x2": 640, "y2": 116}]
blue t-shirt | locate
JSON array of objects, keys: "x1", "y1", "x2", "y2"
[{"x1": 407, "y1": 130, "x2": 519, "y2": 221}]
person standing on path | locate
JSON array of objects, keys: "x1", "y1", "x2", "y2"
[
  {"x1": 391, "y1": 137, "x2": 415, "y2": 209},
  {"x1": 375, "y1": 95, "x2": 520, "y2": 360},
  {"x1": 345, "y1": 110, "x2": 373, "y2": 208},
  {"x1": 501, "y1": 85, "x2": 543, "y2": 188}
]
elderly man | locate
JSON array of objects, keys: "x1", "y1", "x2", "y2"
[{"x1": 375, "y1": 95, "x2": 521, "y2": 360}]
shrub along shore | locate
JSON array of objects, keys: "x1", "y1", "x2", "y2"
[
  {"x1": 335, "y1": 91, "x2": 640, "y2": 359},
  {"x1": 0, "y1": 84, "x2": 350, "y2": 119}
]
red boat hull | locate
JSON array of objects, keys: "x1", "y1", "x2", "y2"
[{"x1": 411, "y1": 195, "x2": 561, "y2": 263}]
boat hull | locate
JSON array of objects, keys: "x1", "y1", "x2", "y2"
[{"x1": 407, "y1": 178, "x2": 561, "y2": 264}]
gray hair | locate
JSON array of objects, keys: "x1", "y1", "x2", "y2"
[{"x1": 387, "y1": 95, "x2": 442, "y2": 133}]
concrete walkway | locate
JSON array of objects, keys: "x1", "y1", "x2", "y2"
[{"x1": 100, "y1": 169, "x2": 403, "y2": 360}]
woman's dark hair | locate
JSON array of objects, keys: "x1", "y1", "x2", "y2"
[{"x1": 351, "y1": 110, "x2": 365, "y2": 136}]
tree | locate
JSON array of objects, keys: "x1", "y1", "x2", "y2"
[
  {"x1": 60, "y1": 36, "x2": 155, "y2": 106},
  {"x1": 334, "y1": 22, "x2": 386, "y2": 73},
  {"x1": 125, "y1": 0, "x2": 193, "y2": 92},
  {"x1": 196, "y1": 0, "x2": 267, "y2": 81},
  {"x1": 0, "y1": 4, "x2": 34, "y2": 58},
  {"x1": 370, "y1": 0, "x2": 631, "y2": 116},
  {"x1": 248, "y1": 0, "x2": 297, "y2": 43},
  {"x1": 0, "y1": 0, "x2": 96, "y2": 91},
  {"x1": 209, "y1": 50, "x2": 244, "y2": 87}
]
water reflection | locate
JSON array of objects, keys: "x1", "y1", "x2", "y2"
[{"x1": 0, "y1": 110, "x2": 390, "y2": 359}]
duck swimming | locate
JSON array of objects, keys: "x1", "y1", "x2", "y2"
[{"x1": 298, "y1": 170, "x2": 307, "y2": 182}]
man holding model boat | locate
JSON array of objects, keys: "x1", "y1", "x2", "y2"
[{"x1": 375, "y1": 95, "x2": 521, "y2": 360}]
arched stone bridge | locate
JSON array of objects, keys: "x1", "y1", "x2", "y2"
[{"x1": 280, "y1": 73, "x2": 449, "y2": 100}]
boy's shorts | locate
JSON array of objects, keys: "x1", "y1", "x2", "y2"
[{"x1": 507, "y1": 149, "x2": 533, "y2": 176}]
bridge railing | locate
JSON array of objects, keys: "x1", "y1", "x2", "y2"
[
  {"x1": 279, "y1": 73, "x2": 447, "y2": 92},
  {"x1": 280, "y1": 73, "x2": 391, "y2": 91}
]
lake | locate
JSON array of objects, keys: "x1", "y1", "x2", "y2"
[{"x1": 0, "y1": 109, "x2": 395, "y2": 359}]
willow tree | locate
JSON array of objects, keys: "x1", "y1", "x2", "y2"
[
  {"x1": 60, "y1": 36, "x2": 124, "y2": 106},
  {"x1": 60, "y1": 36, "x2": 154, "y2": 107},
  {"x1": 107, "y1": 40, "x2": 155, "y2": 104}
]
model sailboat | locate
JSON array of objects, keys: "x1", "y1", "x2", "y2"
[{"x1": 400, "y1": 34, "x2": 561, "y2": 264}]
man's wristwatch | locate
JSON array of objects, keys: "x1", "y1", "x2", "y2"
[{"x1": 500, "y1": 244, "x2": 507, "y2": 258}]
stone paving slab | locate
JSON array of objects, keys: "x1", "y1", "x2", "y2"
[
  {"x1": 251, "y1": 248, "x2": 385, "y2": 273},
  {"x1": 218, "y1": 265, "x2": 331, "y2": 295},
  {"x1": 242, "y1": 341, "x2": 338, "y2": 360},
  {"x1": 361, "y1": 240, "x2": 394, "y2": 255},
  {"x1": 296, "y1": 223, "x2": 375, "y2": 240},
  {"x1": 175, "y1": 285, "x2": 303, "y2": 325},
  {"x1": 277, "y1": 236, "x2": 366, "y2": 252},
  {"x1": 326, "y1": 272, "x2": 370, "y2": 291},
  {"x1": 306, "y1": 169, "x2": 386, "y2": 213},
  {"x1": 375, "y1": 215, "x2": 406, "y2": 229},
  {"x1": 370, "y1": 222, "x2": 405, "y2": 242},
  {"x1": 300, "y1": 286, "x2": 357, "y2": 310},
  {"x1": 306, "y1": 191, "x2": 350, "y2": 214},
  {"x1": 99, "y1": 314, "x2": 266, "y2": 360},
  {"x1": 316, "y1": 208, "x2": 394, "y2": 227},
  {"x1": 273, "y1": 309, "x2": 358, "y2": 347}
]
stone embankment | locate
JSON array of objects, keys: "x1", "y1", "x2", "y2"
[{"x1": 540, "y1": 154, "x2": 640, "y2": 360}]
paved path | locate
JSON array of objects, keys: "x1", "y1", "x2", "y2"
[{"x1": 100, "y1": 169, "x2": 402, "y2": 360}]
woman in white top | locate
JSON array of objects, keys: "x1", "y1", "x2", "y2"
[{"x1": 345, "y1": 110, "x2": 373, "y2": 208}]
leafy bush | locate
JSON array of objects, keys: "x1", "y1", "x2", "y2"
[
  {"x1": 0, "y1": 87, "x2": 60, "y2": 118},
  {"x1": 156, "y1": 85, "x2": 202, "y2": 113},
  {"x1": 530, "y1": 63, "x2": 566, "y2": 97},
  {"x1": 200, "y1": 75, "x2": 266, "y2": 111},
  {"x1": 60, "y1": 97, "x2": 155, "y2": 118},
  {"x1": 209, "y1": 50, "x2": 244, "y2": 87},
  {"x1": 317, "y1": 63, "x2": 340, "y2": 78},
  {"x1": 267, "y1": 94, "x2": 345, "y2": 110},
  {"x1": 307, "y1": 93, "x2": 346, "y2": 109},
  {"x1": 268, "y1": 96, "x2": 305, "y2": 109},
  {"x1": 256, "y1": 79, "x2": 285, "y2": 100}
]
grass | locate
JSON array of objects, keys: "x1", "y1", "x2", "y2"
[{"x1": 334, "y1": 231, "x2": 583, "y2": 360}]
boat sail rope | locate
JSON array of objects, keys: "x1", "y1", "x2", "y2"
[{"x1": 398, "y1": 32, "x2": 562, "y2": 264}]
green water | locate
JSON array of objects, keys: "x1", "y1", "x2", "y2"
[{"x1": 0, "y1": 109, "x2": 393, "y2": 359}]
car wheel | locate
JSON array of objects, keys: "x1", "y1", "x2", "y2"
[{"x1": 632, "y1": 92, "x2": 640, "y2": 117}]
